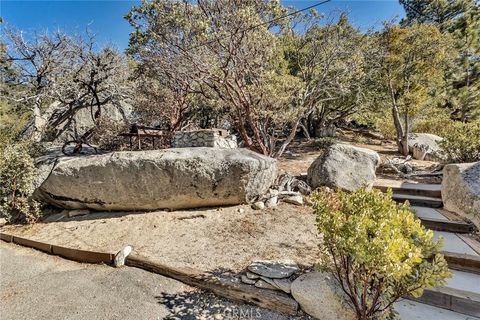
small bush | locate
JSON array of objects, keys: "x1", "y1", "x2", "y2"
[
  {"x1": 90, "y1": 116, "x2": 130, "y2": 151},
  {"x1": 412, "y1": 112, "x2": 452, "y2": 137},
  {"x1": 0, "y1": 142, "x2": 41, "y2": 224},
  {"x1": 439, "y1": 121, "x2": 480, "y2": 163},
  {"x1": 312, "y1": 188, "x2": 451, "y2": 320},
  {"x1": 374, "y1": 113, "x2": 397, "y2": 140},
  {"x1": 309, "y1": 137, "x2": 337, "y2": 149}
]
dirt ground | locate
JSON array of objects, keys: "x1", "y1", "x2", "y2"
[
  {"x1": 1, "y1": 130, "x2": 440, "y2": 274},
  {"x1": 1, "y1": 203, "x2": 320, "y2": 273}
]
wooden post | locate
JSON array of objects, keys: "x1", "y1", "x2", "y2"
[{"x1": 125, "y1": 255, "x2": 298, "y2": 315}]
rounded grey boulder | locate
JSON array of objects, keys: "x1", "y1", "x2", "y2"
[
  {"x1": 291, "y1": 272, "x2": 355, "y2": 320},
  {"x1": 307, "y1": 144, "x2": 380, "y2": 192},
  {"x1": 35, "y1": 148, "x2": 277, "y2": 211},
  {"x1": 408, "y1": 133, "x2": 445, "y2": 161}
]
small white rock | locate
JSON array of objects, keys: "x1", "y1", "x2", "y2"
[
  {"x1": 251, "y1": 201, "x2": 265, "y2": 210},
  {"x1": 237, "y1": 208, "x2": 245, "y2": 214},
  {"x1": 267, "y1": 188, "x2": 280, "y2": 196},
  {"x1": 114, "y1": 245, "x2": 133, "y2": 267},
  {"x1": 265, "y1": 196, "x2": 278, "y2": 208},
  {"x1": 284, "y1": 195, "x2": 304, "y2": 206}
]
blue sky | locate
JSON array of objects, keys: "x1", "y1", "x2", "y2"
[{"x1": 1, "y1": 0, "x2": 405, "y2": 51}]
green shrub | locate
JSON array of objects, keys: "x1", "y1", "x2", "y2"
[
  {"x1": 312, "y1": 188, "x2": 451, "y2": 320},
  {"x1": 374, "y1": 113, "x2": 397, "y2": 140},
  {"x1": 439, "y1": 121, "x2": 480, "y2": 163},
  {"x1": 309, "y1": 137, "x2": 337, "y2": 149},
  {"x1": 412, "y1": 111, "x2": 452, "y2": 137},
  {"x1": 0, "y1": 142, "x2": 41, "y2": 224}
]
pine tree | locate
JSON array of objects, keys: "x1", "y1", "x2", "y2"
[{"x1": 400, "y1": 0, "x2": 480, "y2": 121}]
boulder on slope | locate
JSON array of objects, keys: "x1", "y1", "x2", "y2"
[{"x1": 307, "y1": 144, "x2": 380, "y2": 192}]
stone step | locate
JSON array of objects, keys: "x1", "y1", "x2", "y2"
[
  {"x1": 407, "y1": 269, "x2": 480, "y2": 317},
  {"x1": 411, "y1": 207, "x2": 477, "y2": 233},
  {"x1": 374, "y1": 179, "x2": 442, "y2": 198},
  {"x1": 395, "y1": 299, "x2": 480, "y2": 320},
  {"x1": 433, "y1": 231, "x2": 479, "y2": 256},
  {"x1": 412, "y1": 206, "x2": 448, "y2": 220},
  {"x1": 412, "y1": 285, "x2": 480, "y2": 318},
  {"x1": 443, "y1": 252, "x2": 480, "y2": 275},
  {"x1": 393, "y1": 193, "x2": 443, "y2": 208},
  {"x1": 446, "y1": 269, "x2": 480, "y2": 295},
  {"x1": 420, "y1": 217, "x2": 476, "y2": 234}
]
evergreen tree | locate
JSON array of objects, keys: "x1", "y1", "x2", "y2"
[{"x1": 400, "y1": 0, "x2": 480, "y2": 121}]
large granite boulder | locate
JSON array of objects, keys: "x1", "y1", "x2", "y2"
[
  {"x1": 291, "y1": 272, "x2": 355, "y2": 320},
  {"x1": 34, "y1": 148, "x2": 277, "y2": 211},
  {"x1": 307, "y1": 144, "x2": 380, "y2": 191},
  {"x1": 408, "y1": 133, "x2": 445, "y2": 161},
  {"x1": 442, "y1": 162, "x2": 480, "y2": 228}
]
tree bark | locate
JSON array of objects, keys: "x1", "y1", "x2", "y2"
[
  {"x1": 400, "y1": 110, "x2": 410, "y2": 156},
  {"x1": 389, "y1": 82, "x2": 409, "y2": 155},
  {"x1": 32, "y1": 100, "x2": 46, "y2": 142},
  {"x1": 299, "y1": 120, "x2": 311, "y2": 140},
  {"x1": 274, "y1": 117, "x2": 300, "y2": 158}
]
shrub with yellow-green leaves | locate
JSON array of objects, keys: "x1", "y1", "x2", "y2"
[
  {"x1": 440, "y1": 121, "x2": 480, "y2": 163},
  {"x1": 312, "y1": 188, "x2": 451, "y2": 320},
  {"x1": 0, "y1": 142, "x2": 41, "y2": 224}
]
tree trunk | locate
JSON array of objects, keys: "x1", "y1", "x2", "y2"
[
  {"x1": 389, "y1": 83, "x2": 409, "y2": 156},
  {"x1": 400, "y1": 110, "x2": 410, "y2": 156},
  {"x1": 274, "y1": 118, "x2": 300, "y2": 158},
  {"x1": 32, "y1": 101, "x2": 46, "y2": 142},
  {"x1": 299, "y1": 120, "x2": 311, "y2": 140}
]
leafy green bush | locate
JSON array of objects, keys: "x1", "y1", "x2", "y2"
[
  {"x1": 412, "y1": 111, "x2": 452, "y2": 137},
  {"x1": 312, "y1": 188, "x2": 451, "y2": 320},
  {"x1": 309, "y1": 137, "x2": 337, "y2": 149},
  {"x1": 439, "y1": 121, "x2": 480, "y2": 162},
  {"x1": 374, "y1": 113, "x2": 397, "y2": 140},
  {"x1": 0, "y1": 142, "x2": 41, "y2": 224}
]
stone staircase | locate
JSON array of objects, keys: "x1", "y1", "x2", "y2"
[{"x1": 373, "y1": 179, "x2": 480, "y2": 319}]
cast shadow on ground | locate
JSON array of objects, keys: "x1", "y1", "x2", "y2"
[
  {"x1": 155, "y1": 289, "x2": 297, "y2": 320},
  {"x1": 39, "y1": 204, "x2": 241, "y2": 224}
]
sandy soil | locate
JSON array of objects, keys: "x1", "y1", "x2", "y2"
[{"x1": 1, "y1": 203, "x2": 320, "y2": 273}]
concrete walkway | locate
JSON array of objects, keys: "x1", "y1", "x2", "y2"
[{"x1": 0, "y1": 241, "x2": 305, "y2": 320}]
